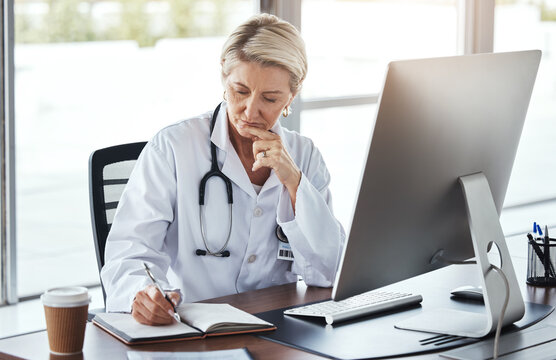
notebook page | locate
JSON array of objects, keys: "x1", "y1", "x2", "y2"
[
  {"x1": 95, "y1": 312, "x2": 201, "y2": 339},
  {"x1": 177, "y1": 303, "x2": 273, "y2": 333}
]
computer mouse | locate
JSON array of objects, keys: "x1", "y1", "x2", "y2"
[{"x1": 450, "y1": 285, "x2": 483, "y2": 301}]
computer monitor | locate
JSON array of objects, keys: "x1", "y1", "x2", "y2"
[{"x1": 331, "y1": 50, "x2": 541, "y2": 337}]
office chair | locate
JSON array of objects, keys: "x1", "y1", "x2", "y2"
[{"x1": 88, "y1": 141, "x2": 146, "y2": 316}]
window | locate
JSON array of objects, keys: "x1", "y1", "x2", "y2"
[
  {"x1": 3, "y1": 0, "x2": 553, "y2": 302},
  {"x1": 301, "y1": 105, "x2": 377, "y2": 228},
  {"x1": 301, "y1": 0, "x2": 458, "y2": 98},
  {"x1": 494, "y1": 0, "x2": 556, "y2": 234},
  {"x1": 300, "y1": 0, "x2": 458, "y2": 231},
  {"x1": 14, "y1": 0, "x2": 253, "y2": 297}
]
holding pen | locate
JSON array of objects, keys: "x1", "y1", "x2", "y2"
[{"x1": 138, "y1": 262, "x2": 181, "y2": 324}]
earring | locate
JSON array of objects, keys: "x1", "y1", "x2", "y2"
[
  {"x1": 223, "y1": 91, "x2": 227, "y2": 101},
  {"x1": 282, "y1": 106, "x2": 290, "y2": 118}
]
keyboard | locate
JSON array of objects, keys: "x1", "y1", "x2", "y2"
[{"x1": 284, "y1": 291, "x2": 423, "y2": 325}]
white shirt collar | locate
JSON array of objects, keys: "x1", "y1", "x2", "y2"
[
  {"x1": 210, "y1": 101, "x2": 288, "y2": 151},
  {"x1": 210, "y1": 101, "x2": 231, "y2": 153},
  {"x1": 209, "y1": 101, "x2": 288, "y2": 197}
]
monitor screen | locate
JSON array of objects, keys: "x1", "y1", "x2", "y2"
[{"x1": 332, "y1": 50, "x2": 541, "y2": 301}]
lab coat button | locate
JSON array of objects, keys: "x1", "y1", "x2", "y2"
[
  {"x1": 253, "y1": 207, "x2": 263, "y2": 217},
  {"x1": 248, "y1": 255, "x2": 257, "y2": 263}
]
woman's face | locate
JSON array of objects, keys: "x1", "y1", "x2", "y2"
[{"x1": 225, "y1": 61, "x2": 294, "y2": 139}]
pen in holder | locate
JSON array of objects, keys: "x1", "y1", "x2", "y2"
[{"x1": 526, "y1": 233, "x2": 556, "y2": 286}]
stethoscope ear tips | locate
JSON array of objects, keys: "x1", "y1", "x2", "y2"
[
  {"x1": 196, "y1": 249, "x2": 207, "y2": 256},
  {"x1": 221, "y1": 250, "x2": 231, "y2": 257}
]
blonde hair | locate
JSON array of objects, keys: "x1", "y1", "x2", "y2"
[{"x1": 220, "y1": 13, "x2": 307, "y2": 94}]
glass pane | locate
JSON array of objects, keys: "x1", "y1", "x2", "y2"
[
  {"x1": 301, "y1": 105, "x2": 377, "y2": 232},
  {"x1": 494, "y1": 1, "x2": 556, "y2": 221},
  {"x1": 300, "y1": 0, "x2": 458, "y2": 232},
  {"x1": 15, "y1": 0, "x2": 253, "y2": 297},
  {"x1": 301, "y1": 0, "x2": 458, "y2": 98}
]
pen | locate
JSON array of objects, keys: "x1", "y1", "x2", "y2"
[
  {"x1": 544, "y1": 226, "x2": 552, "y2": 279},
  {"x1": 143, "y1": 262, "x2": 181, "y2": 322}
]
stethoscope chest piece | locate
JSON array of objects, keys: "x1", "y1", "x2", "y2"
[{"x1": 196, "y1": 248, "x2": 230, "y2": 257}]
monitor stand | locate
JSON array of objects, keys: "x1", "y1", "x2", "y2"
[{"x1": 395, "y1": 172, "x2": 525, "y2": 338}]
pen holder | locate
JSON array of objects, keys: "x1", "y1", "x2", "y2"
[{"x1": 527, "y1": 236, "x2": 556, "y2": 286}]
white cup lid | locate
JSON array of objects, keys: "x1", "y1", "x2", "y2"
[{"x1": 41, "y1": 287, "x2": 91, "y2": 307}]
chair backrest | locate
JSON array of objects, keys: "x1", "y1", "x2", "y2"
[{"x1": 89, "y1": 141, "x2": 146, "y2": 302}]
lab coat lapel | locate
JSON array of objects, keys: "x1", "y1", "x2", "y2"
[{"x1": 211, "y1": 102, "x2": 257, "y2": 199}]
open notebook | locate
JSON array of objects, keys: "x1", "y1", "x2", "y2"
[{"x1": 93, "y1": 303, "x2": 275, "y2": 345}]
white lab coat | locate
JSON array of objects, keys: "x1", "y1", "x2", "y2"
[{"x1": 101, "y1": 102, "x2": 346, "y2": 312}]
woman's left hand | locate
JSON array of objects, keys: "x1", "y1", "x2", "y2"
[{"x1": 244, "y1": 126, "x2": 301, "y2": 207}]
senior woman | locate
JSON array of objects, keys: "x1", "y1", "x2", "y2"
[{"x1": 101, "y1": 13, "x2": 346, "y2": 325}]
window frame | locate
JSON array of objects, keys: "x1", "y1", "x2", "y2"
[
  {"x1": 1, "y1": 0, "x2": 17, "y2": 306},
  {"x1": 291, "y1": 0, "x2": 495, "y2": 123}
]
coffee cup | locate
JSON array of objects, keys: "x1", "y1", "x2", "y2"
[{"x1": 41, "y1": 287, "x2": 90, "y2": 355}]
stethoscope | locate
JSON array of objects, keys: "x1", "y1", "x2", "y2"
[{"x1": 195, "y1": 103, "x2": 288, "y2": 258}]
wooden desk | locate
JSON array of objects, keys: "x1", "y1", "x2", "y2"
[
  {"x1": 0, "y1": 257, "x2": 554, "y2": 360},
  {"x1": 0, "y1": 282, "x2": 329, "y2": 360}
]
